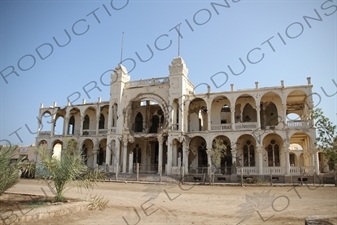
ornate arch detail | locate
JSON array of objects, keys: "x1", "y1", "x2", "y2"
[{"x1": 124, "y1": 93, "x2": 169, "y2": 135}]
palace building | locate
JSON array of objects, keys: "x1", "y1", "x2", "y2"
[{"x1": 35, "y1": 57, "x2": 321, "y2": 180}]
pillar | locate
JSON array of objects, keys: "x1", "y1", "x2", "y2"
[
  {"x1": 231, "y1": 147, "x2": 237, "y2": 166},
  {"x1": 172, "y1": 140, "x2": 177, "y2": 167},
  {"x1": 96, "y1": 115, "x2": 100, "y2": 135},
  {"x1": 80, "y1": 115, "x2": 84, "y2": 136},
  {"x1": 313, "y1": 150, "x2": 320, "y2": 175},
  {"x1": 282, "y1": 104, "x2": 287, "y2": 127},
  {"x1": 284, "y1": 145, "x2": 290, "y2": 175},
  {"x1": 256, "y1": 105, "x2": 261, "y2": 129},
  {"x1": 207, "y1": 111, "x2": 211, "y2": 131},
  {"x1": 63, "y1": 117, "x2": 69, "y2": 136},
  {"x1": 93, "y1": 149, "x2": 98, "y2": 170},
  {"x1": 107, "y1": 107, "x2": 113, "y2": 134},
  {"x1": 207, "y1": 149, "x2": 212, "y2": 174},
  {"x1": 105, "y1": 139, "x2": 112, "y2": 166},
  {"x1": 122, "y1": 138, "x2": 128, "y2": 173},
  {"x1": 129, "y1": 151, "x2": 134, "y2": 173},
  {"x1": 158, "y1": 135, "x2": 164, "y2": 174},
  {"x1": 37, "y1": 116, "x2": 42, "y2": 135},
  {"x1": 257, "y1": 147, "x2": 263, "y2": 175},
  {"x1": 50, "y1": 116, "x2": 56, "y2": 137},
  {"x1": 167, "y1": 138, "x2": 173, "y2": 175},
  {"x1": 231, "y1": 106, "x2": 235, "y2": 130},
  {"x1": 183, "y1": 142, "x2": 189, "y2": 174},
  {"x1": 115, "y1": 138, "x2": 120, "y2": 173}
]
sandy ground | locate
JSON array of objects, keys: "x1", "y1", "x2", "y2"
[{"x1": 6, "y1": 179, "x2": 337, "y2": 225}]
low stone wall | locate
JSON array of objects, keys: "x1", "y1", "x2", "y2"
[
  {"x1": 305, "y1": 215, "x2": 337, "y2": 225},
  {"x1": 0, "y1": 200, "x2": 89, "y2": 225}
]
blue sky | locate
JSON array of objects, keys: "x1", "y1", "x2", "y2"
[{"x1": 0, "y1": 0, "x2": 336, "y2": 146}]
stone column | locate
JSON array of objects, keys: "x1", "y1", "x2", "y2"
[
  {"x1": 50, "y1": 116, "x2": 56, "y2": 137},
  {"x1": 256, "y1": 105, "x2": 261, "y2": 129},
  {"x1": 207, "y1": 149, "x2": 212, "y2": 175},
  {"x1": 115, "y1": 137, "x2": 120, "y2": 172},
  {"x1": 37, "y1": 116, "x2": 42, "y2": 136},
  {"x1": 282, "y1": 104, "x2": 287, "y2": 127},
  {"x1": 167, "y1": 138, "x2": 172, "y2": 175},
  {"x1": 313, "y1": 150, "x2": 320, "y2": 175},
  {"x1": 257, "y1": 146, "x2": 263, "y2": 175},
  {"x1": 207, "y1": 111, "x2": 211, "y2": 131},
  {"x1": 96, "y1": 115, "x2": 100, "y2": 135},
  {"x1": 231, "y1": 106, "x2": 235, "y2": 130},
  {"x1": 63, "y1": 117, "x2": 69, "y2": 136},
  {"x1": 172, "y1": 140, "x2": 177, "y2": 167},
  {"x1": 128, "y1": 151, "x2": 134, "y2": 173},
  {"x1": 158, "y1": 135, "x2": 164, "y2": 174},
  {"x1": 231, "y1": 147, "x2": 237, "y2": 166},
  {"x1": 284, "y1": 145, "x2": 290, "y2": 175},
  {"x1": 105, "y1": 139, "x2": 112, "y2": 166},
  {"x1": 183, "y1": 142, "x2": 189, "y2": 174},
  {"x1": 80, "y1": 116, "x2": 84, "y2": 136},
  {"x1": 122, "y1": 138, "x2": 128, "y2": 173},
  {"x1": 93, "y1": 149, "x2": 98, "y2": 170}
]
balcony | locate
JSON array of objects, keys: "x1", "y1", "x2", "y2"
[
  {"x1": 98, "y1": 129, "x2": 108, "y2": 135},
  {"x1": 82, "y1": 130, "x2": 96, "y2": 136},
  {"x1": 287, "y1": 120, "x2": 310, "y2": 129},
  {"x1": 235, "y1": 122, "x2": 258, "y2": 130},
  {"x1": 38, "y1": 131, "x2": 51, "y2": 137},
  {"x1": 211, "y1": 124, "x2": 232, "y2": 131}
]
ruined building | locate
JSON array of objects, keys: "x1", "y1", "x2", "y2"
[{"x1": 35, "y1": 57, "x2": 321, "y2": 181}]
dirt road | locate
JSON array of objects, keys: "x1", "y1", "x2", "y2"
[{"x1": 7, "y1": 179, "x2": 337, "y2": 225}]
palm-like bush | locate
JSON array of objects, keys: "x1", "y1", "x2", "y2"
[
  {"x1": 37, "y1": 140, "x2": 105, "y2": 202},
  {"x1": 0, "y1": 146, "x2": 20, "y2": 196}
]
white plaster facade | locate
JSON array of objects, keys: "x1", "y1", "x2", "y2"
[{"x1": 35, "y1": 57, "x2": 321, "y2": 177}]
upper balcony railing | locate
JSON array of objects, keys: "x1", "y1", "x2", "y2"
[
  {"x1": 38, "y1": 131, "x2": 51, "y2": 137},
  {"x1": 211, "y1": 124, "x2": 232, "y2": 130},
  {"x1": 287, "y1": 120, "x2": 310, "y2": 128},
  {"x1": 235, "y1": 122, "x2": 258, "y2": 130},
  {"x1": 127, "y1": 77, "x2": 169, "y2": 88}
]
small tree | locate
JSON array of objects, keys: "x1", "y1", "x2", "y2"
[
  {"x1": 0, "y1": 146, "x2": 20, "y2": 196},
  {"x1": 37, "y1": 140, "x2": 105, "y2": 201},
  {"x1": 207, "y1": 138, "x2": 227, "y2": 171},
  {"x1": 312, "y1": 108, "x2": 337, "y2": 171}
]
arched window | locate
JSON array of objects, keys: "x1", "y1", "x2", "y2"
[
  {"x1": 198, "y1": 141, "x2": 207, "y2": 167},
  {"x1": 242, "y1": 104, "x2": 257, "y2": 122},
  {"x1": 99, "y1": 114, "x2": 105, "y2": 129},
  {"x1": 83, "y1": 115, "x2": 90, "y2": 130},
  {"x1": 266, "y1": 140, "x2": 280, "y2": 167},
  {"x1": 134, "y1": 112, "x2": 143, "y2": 132},
  {"x1": 150, "y1": 115, "x2": 159, "y2": 133},
  {"x1": 68, "y1": 116, "x2": 75, "y2": 135},
  {"x1": 220, "y1": 105, "x2": 230, "y2": 124},
  {"x1": 243, "y1": 140, "x2": 255, "y2": 167}
]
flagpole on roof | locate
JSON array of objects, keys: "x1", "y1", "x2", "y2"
[{"x1": 120, "y1": 32, "x2": 124, "y2": 65}]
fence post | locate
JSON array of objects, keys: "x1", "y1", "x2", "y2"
[
  {"x1": 241, "y1": 167, "x2": 243, "y2": 187},
  {"x1": 209, "y1": 166, "x2": 211, "y2": 185},
  {"x1": 136, "y1": 163, "x2": 139, "y2": 182},
  {"x1": 300, "y1": 167, "x2": 303, "y2": 185},
  {"x1": 212, "y1": 172, "x2": 215, "y2": 185},
  {"x1": 182, "y1": 167, "x2": 184, "y2": 184},
  {"x1": 116, "y1": 163, "x2": 119, "y2": 181}
]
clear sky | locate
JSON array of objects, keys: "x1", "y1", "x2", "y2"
[{"x1": 0, "y1": 0, "x2": 336, "y2": 146}]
